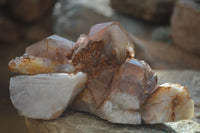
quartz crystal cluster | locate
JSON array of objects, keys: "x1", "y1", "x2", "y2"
[{"x1": 8, "y1": 22, "x2": 194, "y2": 124}]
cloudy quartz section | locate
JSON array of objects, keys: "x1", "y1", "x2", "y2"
[
  {"x1": 10, "y1": 72, "x2": 87, "y2": 120},
  {"x1": 71, "y1": 59, "x2": 157, "y2": 124}
]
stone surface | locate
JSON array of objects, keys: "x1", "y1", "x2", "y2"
[
  {"x1": 132, "y1": 36, "x2": 200, "y2": 69},
  {"x1": 171, "y1": 0, "x2": 200, "y2": 56},
  {"x1": 110, "y1": 0, "x2": 175, "y2": 23},
  {"x1": 9, "y1": 0, "x2": 57, "y2": 22},
  {"x1": 25, "y1": 70, "x2": 200, "y2": 133},
  {"x1": 26, "y1": 112, "x2": 200, "y2": 133}
]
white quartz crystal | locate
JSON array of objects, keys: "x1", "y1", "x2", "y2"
[
  {"x1": 142, "y1": 83, "x2": 194, "y2": 124},
  {"x1": 10, "y1": 72, "x2": 87, "y2": 120}
]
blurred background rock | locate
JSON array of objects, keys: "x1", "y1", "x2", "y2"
[{"x1": 0, "y1": 0, "x2": 200, "y2": 132}]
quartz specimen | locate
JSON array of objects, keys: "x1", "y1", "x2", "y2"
[
  {"x1": 10, "y1": 72, "x2": 87, "y2": 120},
  {"x1": 70, "y1": 22, "x2": 155, "y2": 124},
  {"x1": 70, "y1": 22, "x2": 194, "y2": 124},
  {"x1": 8, "y1": 35, "x2": 75, "y2": 75},
  {"x1": 142, "y1": 83, "x2": 194, "y2": 124},
  {"x1": 8, "y1": 22, "x2": 194, "y2": 124},
  {"x1": 8, "y1": 35, "x2": 86, "y2": 120},
  {"x1": 72, "y1": 22, "x2": 135, "y2": 108}
]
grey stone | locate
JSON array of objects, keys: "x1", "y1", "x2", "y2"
[
  {"x1": 110, "y1": 0, "x2": 175, "y2": 23},
  {"x1": 9, "y1": 0, "x2": 57, "y2": 22},
  {"x1": 53, "y1": 0, "x2": 166, "y2": 40},
  {"x1": 53, "y1": 2, "x2": 112, "y2": 41},
  {"x1": 26, "y1": 111, "x2": 200, "y2": 133},
  {"x1": 171, "y1": 0, "x2": 200, "y2": 56},
  {"x1": 25, "y1": 70, "x2": 200, "y2": 133},
  {"x1": 151, "y1": 27, "x2": 172, "y2": 43},
  {"x1": 132, "y1": 36, "x2": 200, "y2": 70}
]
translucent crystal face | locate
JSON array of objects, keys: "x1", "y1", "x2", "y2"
[
  {"x1": 110, "y1": 59, "x2": 157, "y2": 108},
  {"x1": 25, "y1": 34, "x2": 75, "y2": 61},
  {"x1": 72, "y1": 22, "x2": 135, "y2": 71},
  {"x1": 8, "y1": 35, "x2": 76, "y2": 74}
]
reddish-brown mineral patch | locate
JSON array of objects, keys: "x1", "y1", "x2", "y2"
[{"x1": 72, "y1": 22, "x2": 135, "y2": 108}]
